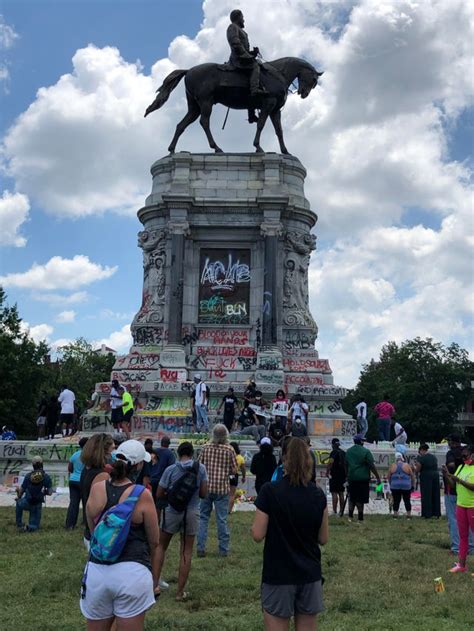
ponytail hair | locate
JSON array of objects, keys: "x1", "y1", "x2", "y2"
[
  {"x1": 285, "y1": 437, "x2": 312, "y2": 487},
  {"x1": 110, "y1": 455, "x2": 131, "y2": 482}
]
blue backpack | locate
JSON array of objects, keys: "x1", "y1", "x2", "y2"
[{"x1": 90, "y1": 484, "x2": 145, "y2": 562}]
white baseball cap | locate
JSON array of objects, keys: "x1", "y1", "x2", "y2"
[
  {"x1": 115, "y1": 439, "x2": 151, "y2": 465},
  {"x1": 260, "y1": 437, "x2": 272, "y2": 445}
]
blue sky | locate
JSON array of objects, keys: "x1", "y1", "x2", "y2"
[{"x1": 0, "y1": 1, "x2": 472, "y2": 386}]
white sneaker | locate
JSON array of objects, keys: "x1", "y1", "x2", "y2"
[{"x1": 158, "y1": 578, "x2": 169, "y2": 589}]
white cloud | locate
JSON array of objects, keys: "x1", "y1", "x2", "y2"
[
  {"x1": 0, "y1": 255, "x2": 117, "y2": 290},
  {"x1": 55, "y1": 310, "x2": 76, "y2": 323},
  {"x1": 97, "y1": 308, "x2": 134, "y2": 320},
  {"x1": 31, "y1": 291, "x2": 89, "y2": 305},
  {"x1": 93, "y1": 324, "x2": 132, "y2": 354},
  {"x1": 2, "y1": 45, "x2": 167, "y2": 217},
  {"x1": 1, "y1": 0, "x2": 473, "y2": 386},
  {"x1": 0, "y1": 16, "x2": 18, "y2": 49},
  {"x1": 20, "y1": 321, "x2": 53, "y2": 344},
  {"x1": 0, "y1": 190, "x2": 29, "y2": 246},
  {"x1": 0, "y1": 16, "x2": 19, "y2": 86}
]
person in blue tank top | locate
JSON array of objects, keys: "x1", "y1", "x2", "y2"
[
  {"x1": 388, "y1": 452, "x2": 415, "y2": 519},
  {"x1": 65, "y1": 437, "x2": 88, "y2": 529}
]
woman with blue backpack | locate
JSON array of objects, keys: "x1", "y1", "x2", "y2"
[
  {"x1": 80, "y1": 439, "x2": 160, "y2": 630},
  {"x1": 388, "y1": 451, "x2": 415, "y2": 519}
]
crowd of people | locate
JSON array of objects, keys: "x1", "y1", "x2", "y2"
[
  {"x1": 6, "y1": 376, "x2": 474, "y2": 629},
  {"x1": 12, "y1": 421, "x2": 474, "y2": 629}
]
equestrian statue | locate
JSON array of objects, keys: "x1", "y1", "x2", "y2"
[{"x1": 145, "y1": 9, "x2": 323, "y2": 155}]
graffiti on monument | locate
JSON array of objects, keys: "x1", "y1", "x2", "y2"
[
  {"x1": 341, "y1": 419, "x2": 357, "y2": 436},
  {"x1": 283, "y1": 358, "x2": 330, "y2": 372},
  {"x1": 198, "y1": 249, "x2": 250, "y2": 325},
  {"x1": 132, "y1": 326, "x2": 168, "y2": 346},
  {"x1": 283, "y1": 329, "x2": 316, "y2": 351},
  {"x1": 114, "y1": 353, "x2": 161, "y2": 370},
  {"x1": 296, "y1": 385, "x2": 347, "y2": 397},
  {"x1": 82, "y1": 415, "x2": 114, "y2": 432},
  {"x1": 197, "y1": 329, "x2": 249, "y2": 345},
  {"x1": 285, "y1": 374, "x2": 324, "y2": 386},
  {"x1": 133, "y1": 415, "x2": 194, "y2": 434}
]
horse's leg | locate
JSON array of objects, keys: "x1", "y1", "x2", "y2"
[
  {"x1": 168, "y1": 95, "x2": 200, "y2": 153},
  {"x1": 253, "y1": 105, "x2": 271, "y2": 153},
  {"x1": 270, "y1": 109, "x2": 290, "y2": 155},
  {"x1": 199, "y1": 100, "x2": 223, "y2": 153}
]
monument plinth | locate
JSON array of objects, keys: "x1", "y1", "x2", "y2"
[{"x1": 87, "y1": 152, "x2": 354, "y2": 438}]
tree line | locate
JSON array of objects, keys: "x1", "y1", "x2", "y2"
[{"x1": 0, "y1": 288, "x2": 115, "y2": 437}]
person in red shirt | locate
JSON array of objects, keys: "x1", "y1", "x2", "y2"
[{"x1": 374, "y1": 395, "x2": 395, "y2": 441}]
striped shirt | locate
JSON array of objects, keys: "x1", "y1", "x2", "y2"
[{"x1": 198, "y1": 443, "x2": 237, "y2": 495}]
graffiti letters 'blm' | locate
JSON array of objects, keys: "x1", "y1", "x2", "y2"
[{"x1": 199, "y1": 249, "x2": 250, "y2": 325}]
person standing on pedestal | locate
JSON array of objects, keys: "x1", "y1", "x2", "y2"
[
  {"x1": 355, "y1": 399, "x2": 368, "y2": 439},
  {"x1": 374, "y1": 395, "x2": 395, "y2": 442},
  {"x1": 194, "y1": 374, "x2": 209, "y2": 433}
]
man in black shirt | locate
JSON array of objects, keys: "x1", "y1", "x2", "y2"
[
  {"x1": 269, "y1": 418, "x2": 285, "y2": 447},
  {"x1": 235, "y1": 401, "x2": 266, "y2": 443},
  {"x1": 327, "y1": 438, "x2": 347, "y2": 516},
  {"x1": 444, "y1": 433, "x2": 474, "y2": 555},
  {"x1": 217, "y1": 387, "x2": 239, "y2": 433}
]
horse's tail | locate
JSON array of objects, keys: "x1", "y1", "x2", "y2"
[{"x1": 144, "y1": 69, "x2": 188, "y2": 117}]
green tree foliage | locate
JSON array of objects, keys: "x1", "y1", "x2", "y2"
[
  {"x1": 52, "y1": 338, "x2": 115, "y2": 414},
  {"x1": 0, "y1": 287, "x2": 50, "y2": 435},
  {"x1": 0, "y1": 288, "x2": 115, "y2": 437},
  {"x1": 342, "y1": 338, "x2": 473, "y2": 443}
]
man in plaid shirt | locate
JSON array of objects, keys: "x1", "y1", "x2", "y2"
[{"x1": 197, "y1": 424, "x2": 237, "y2": 557}]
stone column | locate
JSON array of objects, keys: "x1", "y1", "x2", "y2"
[
  {"x1": 160, "y1": 213, "x2": 189, "y2": 369},
  {"x1": 256, "y1": 216, "x2": 284, "y2": 384},
  {"x1": 261, "y1": 221, "x2": 281, "y2": 346}
]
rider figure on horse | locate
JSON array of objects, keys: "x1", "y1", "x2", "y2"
[{"x1": 227, "y1": 9, "x2": 266, "y2": 123}]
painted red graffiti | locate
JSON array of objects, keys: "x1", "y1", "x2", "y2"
[
  {"x1": 283, "y1": 358, "x2": 330, "y2": 371},
  {"x1": 160, "y1": 369, "x2": 186, "y2": 382},
  {"x1": 196, "y1": 345, "x2": 255, "y2": 357},
  {"x1": 285, "y1": 374, "x2": 325, "y2": 385},
  {"x1": 197, "y1": 329, "x2": 249, "y2": 345}
]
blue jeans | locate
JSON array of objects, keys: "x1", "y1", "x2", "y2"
[
  {"x1": 16, "y1": 497, "x2": 42, "y2": 531},
  {"x1": 195, "y1": 405, "x2": 209, "y2": 432},
  {"x1": 197, "y1": 493, "x2": 230, "y2": 554},
  {"x1": 357, "y1": 416, "x2": 368, "y2": 438},
  {"x1": 445, "y1": 493, "x2": 474, "y2": 554},
  {"x1": 377, "y1": 418, "x2": 391, "y2": 441}
]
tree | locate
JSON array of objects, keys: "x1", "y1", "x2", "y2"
[
  {"x1": 52, "y1": 338, "x2": 115, "y2": 414},
  {"x1": 342, "y1": 338, "x2": 473, "y2": 443},
  {"x1": 0, "y1": 287, "x2": 50, "y2": 435}
]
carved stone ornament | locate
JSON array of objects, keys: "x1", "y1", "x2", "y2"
[
  {"x1": 282, "y1": 230, "x2": 318, "y2": 333},
  {"x1": 133, "y1": 229, "x2": 169, "y2": 327}
]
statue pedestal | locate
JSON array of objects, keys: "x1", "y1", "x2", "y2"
[{"x1": 88, "y1": 153, "x2": 352, "y2": 438}]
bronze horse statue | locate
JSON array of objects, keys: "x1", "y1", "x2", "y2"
[{"x1": 145, "y1": 57, "x2": 323, "y2": 155}]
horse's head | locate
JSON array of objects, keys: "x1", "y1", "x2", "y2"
[{"x1": 298, "y1": 67, "x2": 323, "y2": 99}]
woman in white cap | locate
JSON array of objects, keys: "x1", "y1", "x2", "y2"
[{"x1": 80, "y1": 439, "x2": 160, "y2": 630}]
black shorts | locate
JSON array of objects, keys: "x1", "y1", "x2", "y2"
[
  {"x1": 229, "y1": 475, "x2": 239, "y2": 487},
  {"x1": 111, "y1": 408, "x2": 123, "y2": 427},
  {"x1": 348, "y1": 480, "x2": 370, "y2": 504},
  {"x1": 329, "y1": 477, "x2": 346, "y2": 493},
  {"x1": 122, "y1": 409, "x2": 133, "y2": 424},
  {"x1": 261, "y1": 581, "x2": 324, "y2": 618},
  {"x1": 60, "y1": 413, "x2": 74, "y2": 425}
]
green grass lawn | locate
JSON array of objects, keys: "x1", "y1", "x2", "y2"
[{"x1": 0, "y1": 508, "x2": 472, "y2": 630}]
